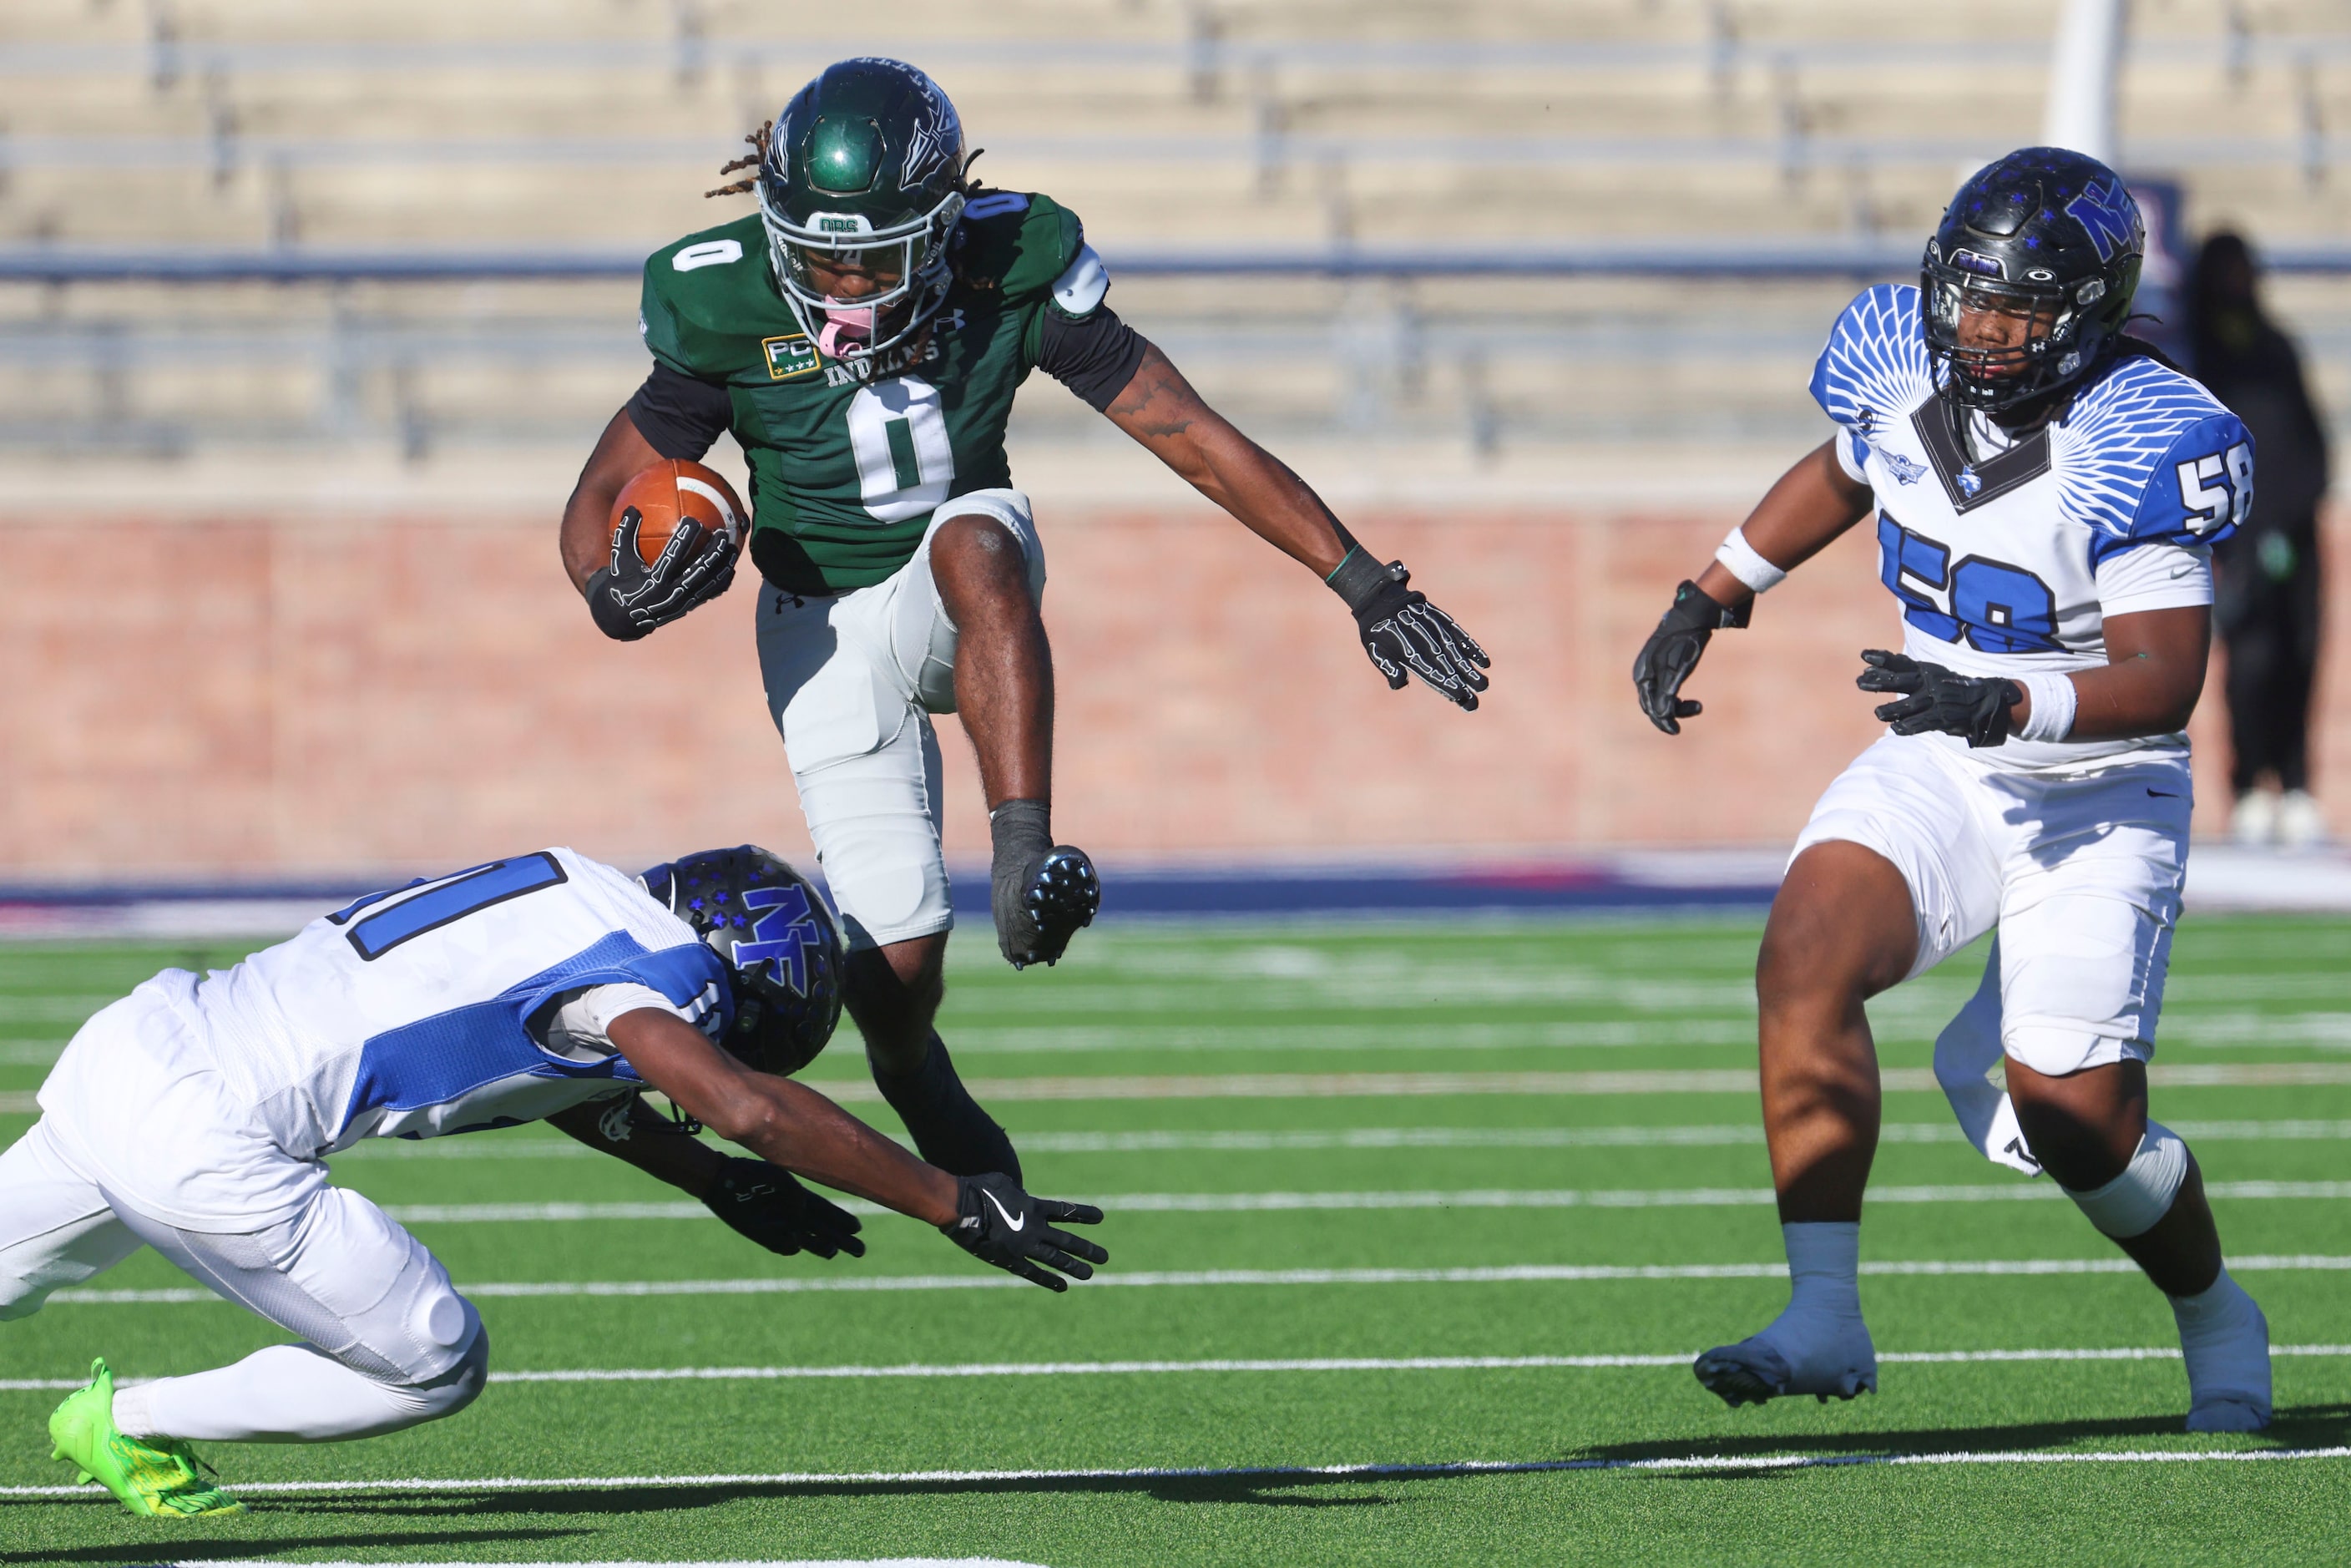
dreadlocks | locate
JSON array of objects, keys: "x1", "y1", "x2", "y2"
[{"x1": 705, "y1": 121, "x2": 771, "y2": 199}]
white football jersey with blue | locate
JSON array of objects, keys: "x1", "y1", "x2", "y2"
[
  {"x1": 1810, "y1": 285, "x2": 2252, "y2": 772},
  {"x1": 184, "y1": 846, "x2": 731, "y2": 1156}
]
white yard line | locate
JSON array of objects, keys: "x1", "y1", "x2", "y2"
[
  {"x1": 368, "y1": 1180, "x2": 2351, "y2": 1225},
  {"x1": 929, "y1": 1019, "x2": 1764, "y2": 1055},
  {"x1": 6, "y1": 1447, "x2": 2348, "y2": 1501},
  {"x1": 319, "y1": 1119, "x2": 2351, "y2": 1161},
  {"x1": 781, "y1": 1062, "x2": 2351, "y2": 1103},
  {"x1": 10, "y1": 1038, "x2": 2351, "y2": 1105},
  {"x1": 8, "y1": 1343, "x2": 2348, "y2": 1393},
  {"x1": 45, "y1": 1252, "x2": 2351, "y2": 1306}
]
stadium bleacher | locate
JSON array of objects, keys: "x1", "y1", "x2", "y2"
[{"x1": 1, "y1": 0, "x2": 2347, "y2": 458}]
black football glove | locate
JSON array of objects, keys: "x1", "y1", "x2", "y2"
[
  {"x1": 1856, "y1": 650, "x2": 2021, "y2": 748},
  {"x1": 943, "y1": 1172, "x2": 1108, "y2": 1292},
  {"x1": 703, "y1": 1156, "x2": 866, "y2": 1260},
  {"x1": 1633, "y1": 579, "x2": 1749, "y2": 735},
  {"x1": 1328, "y1": 551, "x2": 1490, "y2": 711},
  {"x1": 584, "y1": 505, "x2": 737, "y2": 642},
  {"x1": 988, "y1": 799, "x2": 1100, "y2": 970}
]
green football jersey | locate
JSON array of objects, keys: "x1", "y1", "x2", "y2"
[{"x1": 639, "y1": 191, "x2": 1089, "y2": 594}]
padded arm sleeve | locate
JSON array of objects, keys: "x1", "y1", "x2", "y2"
[
  {"x1": 623, "y1": 362, "x2": 733, "y2": 462},
  {"x1": 1035, "y1": 303, "x2": 1150, "y2": 413}
]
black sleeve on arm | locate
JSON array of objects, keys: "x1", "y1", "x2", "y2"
[
  {"x1": 1035, "y1": 305, "x2": 1150, "y2": 413},
  {"x1": 623, "y1": 362, "x2": 735, "y2": 460}
]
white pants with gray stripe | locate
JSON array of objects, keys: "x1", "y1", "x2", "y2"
[{"x1": 0, "y1": 1117, "x2": 486, "y2": 1442}]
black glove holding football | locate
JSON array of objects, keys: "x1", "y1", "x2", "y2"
[
  {"x1": 1328, "y1": 550, "x2": 1491, "y2": 711},
  {"x1": 1856, "y1": 650, "x2": 2021, "y2": 748},
  {"x1": 943, "y1": 1172, "x2": 1108, "y2": 1292},
  {"x1": 1633, "y1": 579, "x2": 1750, "y2": 735},
  {"x1": 702, "y1": 1156, "x2": 866, "y2": 1260},
  {"x1": 584, "y1": 506, "x2": 737, "y2": 642}
]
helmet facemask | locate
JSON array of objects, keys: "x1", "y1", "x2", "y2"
[
  {"x1": 1923, "y1": 264, "x2": 2086, "y2": 412},
  {"x1": 757, "y1": 181, "x2": 963, "y2": 360}
]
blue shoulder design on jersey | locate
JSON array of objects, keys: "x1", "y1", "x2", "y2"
[
  {"x1": 2054, "y1": 357, "x2": 2253, "y2": 565},
  {"x1": 341, "y1": 930, "x2": 731, "y2": 1135},
  {"x1": 1808, "y1": 284, "x2": 1934, "y2": 473}
]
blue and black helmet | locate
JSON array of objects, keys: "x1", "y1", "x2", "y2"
[
  {"x1": 640, "y1": 845, "x2": 844, "y2": 1077},
  {"x1": 1922, "y1": 146, "x2": 2145, "y2": 412}
]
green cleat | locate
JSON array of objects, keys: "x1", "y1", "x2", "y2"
[{"x1": 47, "y1": 1358, "x2": 245, "y2": 1518}]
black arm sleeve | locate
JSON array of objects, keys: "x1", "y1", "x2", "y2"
[
  {"x1": 1035, "y1": 305, "x2": 1149, "y2": 413},
  {"x1": 623, "y1": 362, "x2": 735, "y2": 461}
]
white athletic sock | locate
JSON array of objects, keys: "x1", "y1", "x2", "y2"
[
  {"x1": 2170, "y1": 1268, "x2": 2272, "y2": 1424},
  {"x1": 109, "y1": 1383, "x2": 156, "y2": 1439},
  {"x1": 122, "y1": 1343, "x2": 438, "y2": 1444}
]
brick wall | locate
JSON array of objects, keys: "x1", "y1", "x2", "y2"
[{"x1": 0, "y1": 507, "x2": 2323, "y2": 878}]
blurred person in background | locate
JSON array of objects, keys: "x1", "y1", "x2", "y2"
[{"x1": 2192, "y1": 232, "x2": 2333, "y2": 848}]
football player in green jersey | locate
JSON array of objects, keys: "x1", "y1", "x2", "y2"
[{"x1": 559, "y1": 58, "x2": 1489, "y2": 1186}]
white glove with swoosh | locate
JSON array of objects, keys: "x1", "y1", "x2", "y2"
[{"x1": 943, "y1": 1173, "x2": 1108, "y2": 1292}]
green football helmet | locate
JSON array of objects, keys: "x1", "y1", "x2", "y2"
[{"x1": 758, "y1": 58, "x2": 968, "y2": 360}]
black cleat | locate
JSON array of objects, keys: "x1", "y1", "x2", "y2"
[{"x1": 1010, "y1": 846, "x2": 1100, "y2": 969}]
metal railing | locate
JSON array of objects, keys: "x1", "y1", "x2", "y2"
[
  {"x1": 5, "y1": 30, "x2": 2349, "y2": 84},
  {"x1": 8, "y1": 269, "x2": 2350, "y2": 460},
  {"x1": 8, "y1": 239, "x2": 2351, "y2": 286}
]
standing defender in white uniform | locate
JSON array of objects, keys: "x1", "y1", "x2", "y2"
[
  {"x1": 1633, "y1": 149, "x2": 2270, "y2": 1431},
  {"x1": 3, "y1": 845, "x2": 1105, "y2": 1518}
]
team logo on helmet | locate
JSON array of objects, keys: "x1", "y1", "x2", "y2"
[
  {"x1": 2064, "y1": 179, "x2": 2140, "y2": 263},
  {"x1": 736, "y1": 883, "x2": 829, "y2": 995}
]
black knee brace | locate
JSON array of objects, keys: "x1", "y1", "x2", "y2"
[{"x1": 872, "y1": 1034, "x2": 1022, "y2": 1184}]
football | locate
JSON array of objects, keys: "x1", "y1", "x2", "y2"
[{"x1": 609, "y1": 458, "x2": 748, "y2": 569}]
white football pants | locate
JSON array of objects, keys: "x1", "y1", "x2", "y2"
[
  {"x1": 755, "y1": 488, "x2": 1047, "y2": 951},
  {"x1": 0, "y1": 1117, "x2": 486, "y2": 1443}
]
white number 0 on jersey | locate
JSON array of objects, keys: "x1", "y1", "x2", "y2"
[
  {"x1": 847, "y1": 377, "x2": 956, "y2": 524},
  {"x1": 2175, "y1": 442, "x2": 2255, "y2": 534}
]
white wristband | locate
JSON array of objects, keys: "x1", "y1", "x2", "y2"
[
  {"x1": 1715, "y1": 526, "x2": 1787, "y2": 594},
  {"x1": 2015, "y1": 671, "x2": 2078, "y2": 744}
]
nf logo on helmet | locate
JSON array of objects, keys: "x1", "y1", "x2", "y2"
[
  {"x1": 736, "y1": 885, "x2": 828, "y2": 994},
  {"x1": 2064, "y1": 180, "x2": 2138, "y2": 262}
]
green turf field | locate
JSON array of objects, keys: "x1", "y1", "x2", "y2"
[{"x1": 2, "y1": 913, "x2": 2347, "y2": 1565}]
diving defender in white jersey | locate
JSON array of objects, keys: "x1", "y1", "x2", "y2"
[
  {"x1": 1, "y1": 846, "x2": 1106, "y2": 1517},
  {"x1": 1633, "y1": 149, "x2": 2270, "y2": 1431}
]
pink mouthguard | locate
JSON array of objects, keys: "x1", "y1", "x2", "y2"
[{"x1": 815, "y1": 306, "x2": 876, "y2": 357}]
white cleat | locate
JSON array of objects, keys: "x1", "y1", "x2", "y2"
[
  {"x1": 2232, "y1": 789, "x2": 2279, "y2": 847},
  {"x1": 2179, "y1": 1276, "x2": 2273, "y2": 1434},
  {"x1": 2278, "y1": 789, "x2": 2328, "y2": 851},
  {"x1": 1694, "y1": 1310, "x2": 1878, "y2": 1409}
]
